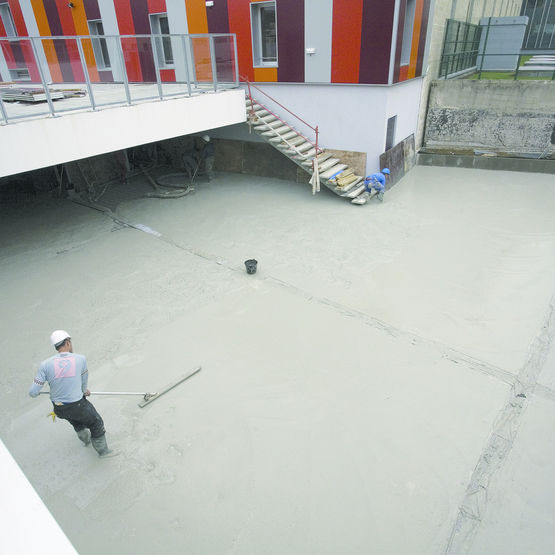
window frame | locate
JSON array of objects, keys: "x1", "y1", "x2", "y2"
[
  {"x1": 87, "y1": 19, "x2": 111, "y2": 70},
  {"x1": 0, "y1": 3, "x2": 17, "y2": 38},
  {"x1": 250, "y1": 0, "x2": 278, "y2": 68},
  {"x1": 149, "y1": 12, "x2": 174, "y2": 69}
]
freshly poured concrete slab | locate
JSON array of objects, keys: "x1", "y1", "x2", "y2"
[
  {"x1": 469, "y1": 396, "x2": 555, "y2": 554},
  {"x1": 1, "y1": 166, "x2": 554, "y2": 554}
]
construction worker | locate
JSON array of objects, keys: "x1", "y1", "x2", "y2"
[
  {"x1": 28, "y1": 330, "x2": 116, "y2": 458},
  {"x1": 199, "y1": 135, "x2": 215, "y2": 181},
  {"x1": 352, "y1": 168, "x2": 390, "y2": 205},
  {"x1": 182, "y1": 144, "x2": 199, "y2": 182}
]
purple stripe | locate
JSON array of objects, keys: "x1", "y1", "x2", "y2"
[
  {"x1": 10, "y1": 41, "x2": 26, "y2": 65},
  {"x1": 83, "y1": 0, "x2": 101, "y2": 22},
  {"x1": 393, "y1": 0, "x2": 406, "y2": 83},
  {"x1": 207, "y1": 0, "x2": 229, "y2": 33},
  {"x1": 416, "y1": 0, "x2": 431, "y2": 76},
  {"x1": 130, "y1": 0, "x2": 156, "y2": 81},
  {"x1": 43, "y1": 0, "x2": 63, "y2": 36},
  {"x1": 53, "y1": 39, "x2": 74, "y2": 81},
  {"x1": 131, "y1": 0, "x2": 151, "y2": 34},
  {"x1": 276, "y1": 0, "x2": 304, "y2": 83},
  {"x1": 359, "y1": 0, "x2": 395, "y2": 84},
  {"x1": 98, "y1": 70, "x2": 114, "y2": 82},
  {"x1": 136, "y1": 37, "x2": 156, "y2": 82}
]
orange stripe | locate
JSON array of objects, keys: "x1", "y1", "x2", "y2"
[
  {"x1": 399, "y1": 64, "x2": 409, "y2": 81},
  {"x1": 69, "y1": 2, "x2": 100, "y2": 82},
  {"x1": 408, "y1": 0, "x2": 424, "y2": 79},
  {"x1": 185, "y1": 0, "x2": 208, "y2": 33},
  {"x1": 253, "y1": 67, "x2": 277, "y2": 82},
  {"x1": 31, "y1": 0, "x2": 62, "y2": 82},
  {"x1": 227, "y1": 0, "x2": 253, "y2": 82},
  {"x1": 331, "y1": 0, "x2": 363, "y2": 83}
]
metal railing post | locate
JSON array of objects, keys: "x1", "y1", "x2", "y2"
[
  {"x1": 30, "y1": 37, "x2": 57, "y2": 116},
  {"x1": 180, "y1": 35, "x2": 192, "y2": 96},
  {"x1": 233, "y1": 34, "x2": 239, "y2": 86},
  {"x1": 116, "y1": 36, "x2": 132, "y2": 105},
  {"x1": 0, "y1": 94, "x2": 8, "y2": 124},
  {"x1": 188, "y1": 36, "x2": 198, "y2": 89},
  {"x1": 75, "y1": 37, "x2": 96, "y2": 110},
  {"x1": 514, "y1": 53, "x2": 521, "y2": 80},
  {"x1": 150, "y1": 35, "x2": 163, "y2": 100},
  {"x1": 209, "y1": 35, "x2": 218, "y2": 92},
  {"x1": 478, "y1": 17, "x2": 492, "y2": 80}
]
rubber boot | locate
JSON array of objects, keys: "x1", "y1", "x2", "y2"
[
  {"x1": 91, "y1": 434, "x2": 118, "y2": 458},
  {"x1": 76, "y1": 429, "x2": 91, "y2": 446}
]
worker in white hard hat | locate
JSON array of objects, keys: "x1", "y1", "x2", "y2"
[
  {"x1": 199, "y1": 134, "x2": 215, "y2": 181},
  {"x1": 352, "y1": 168, "x2": 390, "y2": 205},
  {"x1": 28, "y1": 330, "x2": 117, "y2": 458}
]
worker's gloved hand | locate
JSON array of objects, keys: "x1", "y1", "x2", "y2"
[{"x1": 84, "y1": 389, "x2": 91, "y2": 397}]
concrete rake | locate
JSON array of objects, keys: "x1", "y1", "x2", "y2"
[{"x1": 39, "y1": 366, "x2": 201, "y2": 408}]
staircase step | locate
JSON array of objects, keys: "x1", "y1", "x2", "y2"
[
  {"x1": 260, "y1": 125, "x2": 291, "y2": 136},
  {"x1": 335, "y1": 176, "x2": 362, "y2": 192},
  {"x1": 254, "y1": 120, "x2": 286, "y2": 130},
  {"x1": 277, "y1": 136, "x2": 306, "y2": 148},
  {"x1": 302, "y1": 152, "x2": 332, "y2": 167},
  {"x1": 296, "y1": 148, "x2": 317, "y2": 160},
  {"x1": 249, "y1": 109, "x2": 270, "y2": 118},
  {"x1": 337, "y1": 173, "x2": 359, "y2": 187},
  {"x1": 320, "y1": 164, "x2": 348, "y2": 179},
  {"x1": 287, "y1": 142, "x2": 314, "y2": 154},
  {"x1": 317, "y1": 158, "x2": 340, "y2": 172},
  {"x1": 257, "y1": 115, "x2": 278, "y2": 124},
  {"x1": 343, "y1": 183, "x2": 366, "y2": 198},
  {"x1": 269, "y1": 131, "x2": 298, "y2": 143}
]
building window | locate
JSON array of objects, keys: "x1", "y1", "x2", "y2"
[
  {"x1": 88, "y1": 20, "x2": 111, "y2": 70},
  {"x1": 0, "y1": 3, "x2": 17, "y2": 37},
  {"x1": 251, "y1": 1, "x2": 277, "y2": 67},
  {"x1": 401, "y1": 0, "x2": 416, "y2": 66},
  {"x1": 150, "y1": 13, "x2": 173, "y2": 67},
  {"x1": 385, "y1": 115, "x2": 397, "y2": 151}
]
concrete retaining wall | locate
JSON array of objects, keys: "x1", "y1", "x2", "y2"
[{"x1": 423, "y1": 80, "x2": 555, "y2": 158}]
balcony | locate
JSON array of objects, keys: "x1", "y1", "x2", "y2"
[{"x1": 0, "y1": 34, "x2": 245, "y2": 177}]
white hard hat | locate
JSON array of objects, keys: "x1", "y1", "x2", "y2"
[
  {"x1": 202, "y1": 134, "x2": 210, "y2": 142},
  {"x1": 50, "y1": 330, "x2": 70, "y2": 347}
]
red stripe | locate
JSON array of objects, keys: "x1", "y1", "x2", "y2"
[
  {"x1": 227, "y1": 0, "x2": 254, "y2": 81},
  {"x1": 8, "y1": 0, "x2": 29, "y2": 36},
  {"x1": 114, "y1": 0, "x2": 143, "y2": 81},
  {"x1": 147, "y1": 0, "x2": 167, "y2": 13},
  {"x1": 115, "y1": 0, "x2": 136, "y2": 34},
  {"x1": 331, "y1": 0, "x2": 364, "y2": 83}
]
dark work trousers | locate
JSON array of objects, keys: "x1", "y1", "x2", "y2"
[{"x1": 53, "y1": 396, "x2": 105, "y2": 438}]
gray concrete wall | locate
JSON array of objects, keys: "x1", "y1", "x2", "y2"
[{"x1": 423, "y1": 80, "x2": 555, "y2": 157}]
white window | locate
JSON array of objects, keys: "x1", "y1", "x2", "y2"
[
  {"x1": 150, "y1": 13, "x2": 173, "y2": 68},
  {"x1": 401, "y1": 0, "x2": 416, "y2": 66},
  {"x1": 0, "y1": 3, "x2": 17, "y2": 37},
  {"x1": 251, "y1": 1, "x2": 277, "y2": 67},
  {"x1": 88, "y1": 20, "x2": 111, "y2": 69}
]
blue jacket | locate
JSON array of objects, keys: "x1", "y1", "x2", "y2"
[{"x1": 365, "y1": 172, "x2": 386, "y2": 192}]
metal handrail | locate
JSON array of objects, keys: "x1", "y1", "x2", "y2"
[
  {"x1": 0, "y1": 33, "x2": 239, "y2": 124},
  {"x1": 241, "y1": 76, "x2": 321, "y2": 156}
]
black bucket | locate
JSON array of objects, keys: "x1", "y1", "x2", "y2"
[{"x1": 245, "y1": 259, "x2": 258, "y2": 274}]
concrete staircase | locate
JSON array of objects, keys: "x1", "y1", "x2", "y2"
[{"x1": 246, "y1": 96, "x2": 367, "y2": 203}]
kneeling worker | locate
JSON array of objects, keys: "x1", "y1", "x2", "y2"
[
  {"x1": 29, "y1": 330, "x2": 117, "y2": 458},
  {"x1": 352, "y1": 168, "x2": 390, "y2": 205}
]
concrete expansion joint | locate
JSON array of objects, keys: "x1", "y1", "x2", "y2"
[{"x1": 444, "y1": 294, "x2": 555, "y2": 554}]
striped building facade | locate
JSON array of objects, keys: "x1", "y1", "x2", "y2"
[{"x1": 0, "y1": 0, "x2": 432, "y2": 86}]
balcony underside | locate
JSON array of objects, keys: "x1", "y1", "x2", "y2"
[{"x1": 1, "y1": 88, "x2": 246, "y2": 178}]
